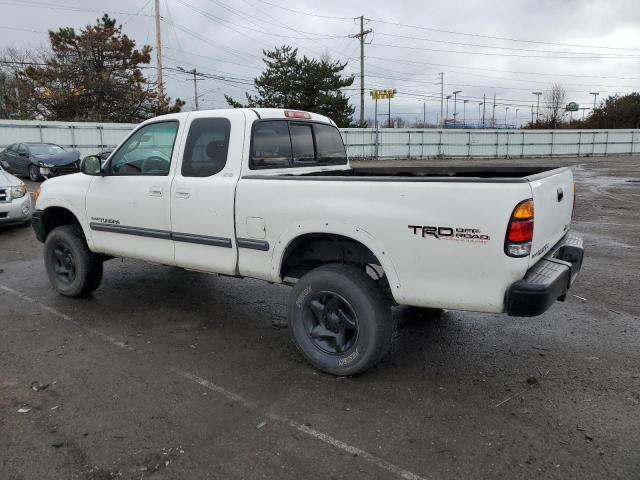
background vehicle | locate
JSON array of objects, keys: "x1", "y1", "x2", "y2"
[
  {"x1": 31, "y1": 109, "x2": 584, "y2": 375},
  {"x1": 95, "y1": 148, "x2": 114, "y2": 162},
  {"x1": 0, "y1": 142, "x2": 81, "y2": 181},
  {"x1": 0, "y1": 163, "x2": 32, "y2": 226}
]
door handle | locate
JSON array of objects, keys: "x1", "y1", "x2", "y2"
[
  {"x1": 175, "y1": 188, "x2": 190, "y2": 199},
  {"x1": 148, "y1": 186, "x2": 163, "y2": 197}
]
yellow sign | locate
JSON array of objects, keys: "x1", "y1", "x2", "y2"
[{"x1": 370, "y1": 89, "x2": 396, "y2": 100}]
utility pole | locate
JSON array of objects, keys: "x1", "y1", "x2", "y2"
[
  {"x1": 531, "y1": 104, "x2": 534, "y2": 124},
  {"x1": 178, "y1": 66, "x2": 203, "y2": 110},
  {"x1": 191, "y1": 69, "x2": 200, "y2": 110},
  {"x1": 515, "y1": 108, "x2": 519, "y2": 128},
  {"x1": 492, "y1": 94, "x2": 496, "y2": 128},
  {"x1": 423, "y1": 102, "x2": 426, "y2": 127},
  {"x1": 532, "y1": 91, "x2": 542, "y2": 124},
  {"x1": 439, "y1": 72, "x2": 444, "y2": 128},
  {"x1": 154, "y1": 0, "x2": 164, "y2": 109},
  {"x1": 482, "y1": 94, "x2": 486, "y2": 128},
  {"x1": 350, "y1": 16, "x2": 372, "y2": 127},
  {"x1": 478, "y1": 101, "x2": 482, "y2": 127}
]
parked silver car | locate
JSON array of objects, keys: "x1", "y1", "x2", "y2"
[{"x1": 0, "y1": 163, "x2": 32, "y2": 226}]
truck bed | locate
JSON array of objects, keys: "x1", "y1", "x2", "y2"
[{"x1": 247, "y1": 165, "x2": 562, "y2": 182}]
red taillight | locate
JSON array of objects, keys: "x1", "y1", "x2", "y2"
[
  {"x1": 284, "y1": 110, "x2": 311, "y2": 119},
  {"x1": 505, "y1": 199, "x2": 534, "y2": 257},
  {"x1": 508, "y1": 219, "x2": 534, "y2": 242}
]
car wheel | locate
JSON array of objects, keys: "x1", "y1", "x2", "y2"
[
  {"x1": 29, "y1": 164, "x2": 43, "y2": 182},
  {"x1": 288, "y1": 264, "x2": 393, "y2": 376},
  {"x1": 44, "y1": 225, "x2": 103, "y2": 297}
]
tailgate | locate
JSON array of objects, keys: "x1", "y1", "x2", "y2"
[{"x1": 528, "y1": 167, "x2": 574, "y2": 266}]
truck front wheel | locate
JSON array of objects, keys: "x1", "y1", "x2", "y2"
[
  {"x1": 44, "y1": 225, "x2": 103, "y2": 297},
  {"x1": 288, "y1": 264, "x2": 393, "y2": 376}
]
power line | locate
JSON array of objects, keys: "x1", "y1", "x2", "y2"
[
  {"x1": 372, "y1": 42, "x2": 640, "y2": 59},
  {"x1": 374, "y1": 32, "x2": 640, "y2": 57},
  {"x1": 241, "y1": 0, "x2": 353, "y2": 20},
  {"x1": 0, "y1": 0, "x2": 154, "y2": 17},
  {"x1": 246, "y1": 0, "x2": 640, "y2": 52},
  {"x1": 366, "y1": 55, "x2": 640, "y2": 80},
  {"x1": 367, "y1": 19, "x2": 640, "y2": 52}
]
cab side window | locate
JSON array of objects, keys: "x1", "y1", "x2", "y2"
[
  {"x1": 182, "y1": 118, "x2": 231, "y2": 177},
  {"x1": 109, "y1": 121, "x2": 178, "y2": 176},
  {"x1": 17, "y1": 144, "x2": 28, "y2": 156}
]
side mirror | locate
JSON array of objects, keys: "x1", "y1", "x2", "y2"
[
  {"x1": 81, "y1": 155, "x2": 103, "y2": 176},
  {"x1": 19, "y1": 151, "x2": 28, "y2": 157}
]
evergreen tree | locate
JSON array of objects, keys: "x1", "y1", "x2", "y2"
[
  {"x1": 22, "y1": 15, "x2": 183, "y2": 122},
  {"x1": 226, "y1": 45, "x2": 355, "y2": 127}
]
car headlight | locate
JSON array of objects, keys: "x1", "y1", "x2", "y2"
[
  {"x1": 11, "y1": 184, "x2": 27, "y2": 198},
  {"x1": 39, "y1": 162, "x2": 55, "y2": 168}
]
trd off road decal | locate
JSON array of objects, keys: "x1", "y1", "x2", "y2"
[{"x1": 409, "y1": 225, "x2": 490, "y2": 243}]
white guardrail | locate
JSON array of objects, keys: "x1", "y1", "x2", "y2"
[{"x1": 1, "y1": 119, "x2": 639, "y2": 159}]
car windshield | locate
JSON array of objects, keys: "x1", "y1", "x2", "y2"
[{"x1": 29, "y1": 144, "x2": 65, "y2": 155}]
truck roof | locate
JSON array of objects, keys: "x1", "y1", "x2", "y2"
[{"x1": 153, "y1": 108, "x2": 335, "y2": 126}]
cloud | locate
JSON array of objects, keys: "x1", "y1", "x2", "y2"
[{"x1": 2, "y1": 0, "x2": 638, "y2": 124}]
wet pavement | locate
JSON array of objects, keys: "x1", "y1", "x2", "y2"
[{"x1": 1, "y1": 156, "x2": 639, "y2": 479}]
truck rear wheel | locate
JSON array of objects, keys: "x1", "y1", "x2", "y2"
[
  {"x1": 44, "y1": 225, "x2": 103, "y2": 297},
  {"x1": 288, "y1": 264, "x2": 393, "y2": 376}
]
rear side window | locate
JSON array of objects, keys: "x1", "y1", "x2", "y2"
[
  {"x1": 250, "y1": 120, "x2": 347, "y2": 169},
  {"x1": 182, "y1": 118, "x2": 231, "y2": 177},
  {"x1": 314, "y1": 124, "x2": 347, "y2": 164},
  {"x1": 251, "y1": 121, "x2": 292, "y2": 168}
]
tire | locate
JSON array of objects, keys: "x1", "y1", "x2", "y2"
[
  {"x1": 288, "y1": 264, "x2": 393, "y2": 376},
  {"x1": 44, "y1": 225, "x2": 103, "y2": 297},
  {"x1": 29, "y1": 164, "x2": 43, "y2": 182}
]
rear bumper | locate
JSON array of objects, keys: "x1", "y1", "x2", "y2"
[{"x1": 505, "y1": 233, "x2": 584, "y2": 317}]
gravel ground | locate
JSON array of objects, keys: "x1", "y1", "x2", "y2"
[{"x1": 0, "y1": 156, "x2": 638, "y2": 480}]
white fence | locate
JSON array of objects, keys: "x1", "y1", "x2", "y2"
[
  {"x1": 341, "y1": 128, "x2": 640, "y2": 159},
  {"x1": 1, "y1": 120, "x2": 639, "y2": 160},
  {"x1": 0, "y1": 120, "x2": 136, "y2": 157}
]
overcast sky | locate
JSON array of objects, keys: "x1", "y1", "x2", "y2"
[{"x1": 2, "y1": 0, "x2": 640, "y2": 125}]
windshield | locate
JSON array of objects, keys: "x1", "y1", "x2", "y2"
[{"x1": 29, "y1": 144, "x2": 65, "y2": 155}]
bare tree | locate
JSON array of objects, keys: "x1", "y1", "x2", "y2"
[{"x1": 544, "y1": 83, "x2": 567, "y2": 129}]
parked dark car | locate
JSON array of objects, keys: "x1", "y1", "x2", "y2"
[
  {"x1": 96, "y1": 148, "x2": 114, "y2": 161},
  {"x1": 0, "y1": 142, "x2": 81, "y2": 182}
]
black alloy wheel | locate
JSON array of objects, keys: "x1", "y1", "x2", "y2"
[
  {"x1": 51, "y1": 241, "x2": 76, "y2": 285},
  {"x1": 304, "y1": 291, "x2": 359, "y2": 354}
]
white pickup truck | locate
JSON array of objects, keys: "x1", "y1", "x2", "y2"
[{"x1": 32, "y1": 108, "x2": 584, "y2": 375}]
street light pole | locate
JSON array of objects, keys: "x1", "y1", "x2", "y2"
[
  {"x1": 532, "y1": 92, "x2": 542, "y2": 123},
  {"x1": 590, "y1": 91, "x2": 599, "y2": 112},
  {"x1": 515, "y1": 108, "x2": 520, "y2": 128},
  {"x1": 445, "y1": 95, "x2": 451, "y2": 125},
  {"x1": 478, "y1": 102, "x2": 482, "y2": 127},
  {"x1": 452, "y1": 90, "x2": 462, "y2": 127},
  {"x1": 504, "y1": 106, "x2": 509, "y2": 127},
  {"x1": 463, "y1": 99, "x2": 468, "y2": 126}
]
